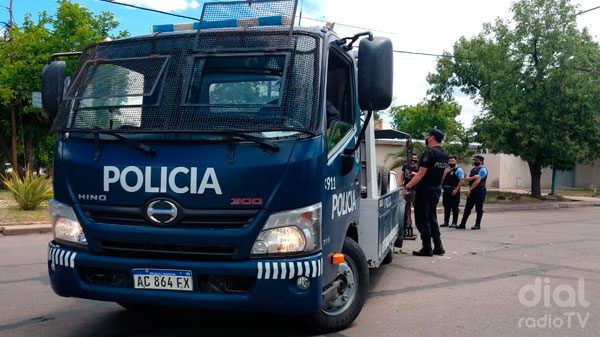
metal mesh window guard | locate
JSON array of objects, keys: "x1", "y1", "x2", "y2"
[
  {"x1": 196, "y1": 0, "x2": 297, "y2": 51},
  {"x1": 51, "y1": 31, "x2": 321, "y2": 134}
]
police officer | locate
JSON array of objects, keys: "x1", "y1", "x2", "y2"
[
  {"x1": 400, "y1": 153, "x2": 419, "y2": 229},
  {"x1": 456, "y1": 155, "x2": 488, "y2": 230},
  {"x1": 404, "y1": 128, "x2": 449, "y2": 256},
  {"x1": 440, "y1": 155, "x2": 464, "y2": 228}
]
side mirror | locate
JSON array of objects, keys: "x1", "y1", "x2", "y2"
[
  {"x1": 41, "y1": 61, "x2": 66, "y2": 120},
  {"x1": 341, "y1": 153, "x2": 354, "y2": 176},
  {"x1": 357, "y1": 37, "x2": 393, "y2": 111}
]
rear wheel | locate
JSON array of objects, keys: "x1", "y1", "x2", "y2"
[{"x1": 306, "y1": 237, "x2": 369, "y2": 333}]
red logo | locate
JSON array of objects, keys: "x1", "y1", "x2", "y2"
[{"x1": 231, "y1": 198, "x2": 263, "y2": 206}]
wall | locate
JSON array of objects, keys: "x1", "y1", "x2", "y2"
[
  {"x1": 374, "y1": 141, "x2": 599, "y2": 190},
  {"x1": 375, "y1": 140, "x2": 405, "y2": 177},
  {"x1": 575, "y1": 159, "x2": 600, "y2": 189},
  {"x1": 476, "y1": 153, "x2": 553, "y2": 189}
]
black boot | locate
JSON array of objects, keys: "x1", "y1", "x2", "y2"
[
  {"x1": 456, "y1": 212, "x2": 468, "y2": 229},
  {"x1": 432, "y1": 237, "x2": 445, "y2": 255},
  {"x1": 450, "y1": 210, "x2": 459, "y2": 228},
  {"x1": 472, "y1": 211, "x2": 483, "y2": 230},
  {"x1": 412, "y1": 239, "x2": 433, "y2": 257},
  {"x1": 441, "y1": 208, "x2": 450, "y2": 227}
]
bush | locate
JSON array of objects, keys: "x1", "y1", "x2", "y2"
[{"x1": 1, "y1": 171, "x2": 53, "y2": 210}]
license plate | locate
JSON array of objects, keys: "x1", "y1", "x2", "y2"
[{"x1": 132, "y1": 269, "x2": 193, "y2": 292}]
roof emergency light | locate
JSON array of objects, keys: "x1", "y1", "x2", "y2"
[{"x1": 151, "y1": 15, "x2": 291, "y2": 33}]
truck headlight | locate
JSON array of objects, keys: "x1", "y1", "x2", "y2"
[
  {"x1": 251, "y1": 203, "x2": 321, "y2": 257},
  {"x1": 49, "y1": 199, "x2": 87, "y2": 246}
]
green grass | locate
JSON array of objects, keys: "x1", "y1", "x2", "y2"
[
  {"x1": 460, "y1": 190, "x2": 549, "y2": 203},
  {"x1": 483, "y1": 191, "x2": 540, "y2": 204},
  {"x1": 0, "y1": 190, "x2": 50, "y2": 223},
  {"x1": 555, "y1": 189, "x2": 600, "y2": 198}
]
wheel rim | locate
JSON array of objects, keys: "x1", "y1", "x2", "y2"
[{"x1": 321, "y1": 258, "x2": 358, "y2": 316}]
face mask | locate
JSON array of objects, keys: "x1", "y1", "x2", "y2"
[
  {"x1": 473, "y1": 161, "x2": 481, "y2": 167},
  {"x1": 425, "y1": 137, "x2": 429, "y2": 147},
  {"x1": 449, "y1": 163, "x2": 456, "y2": 168},
  {"x1": 411, "y1": 160, "x2": 417, "y2": 164}
]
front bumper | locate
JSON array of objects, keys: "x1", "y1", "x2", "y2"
[{"x1": 48, "y1": 242, "x2": 323, "y2": 314}]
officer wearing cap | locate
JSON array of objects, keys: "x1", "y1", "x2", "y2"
[
  {"x1": 456, "y1": 155, "x2": 488, "y2": 230},
  {"x1": 404, "y1": 128, "x2": 449, "y2": 256},
  {"x1": 440, "y1": 155, "x2": 464, "y2": 228}
]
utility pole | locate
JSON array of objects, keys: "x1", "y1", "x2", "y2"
[{"x1": 7, "y1": 0, "x2": 18, "y2": 173}]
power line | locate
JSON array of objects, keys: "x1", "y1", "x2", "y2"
[
  {"x1": 97, "y1": 0, "x2": 466, "y2": 59},
  {"x1": 299, "y1": 15, "x2": 408, "y2": 37},
  {"x1": 576, "y1": 5, "x2": 600, "y2": 16},
  {"x1": 393, "y1": 49, "x2": 473, "y2": 59},
  {"x1": 98, "y1": 0, "x2": 199, "y2": 21}
]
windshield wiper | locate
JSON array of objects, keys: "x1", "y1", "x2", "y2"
[
  {"x1": 92, "y1": 131, "x2": 156, "y2": 162},
  {"x1": 227, "y1": 132, "x2": 280, "y2": 152}
]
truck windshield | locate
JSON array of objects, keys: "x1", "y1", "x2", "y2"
[
  {"x1": 52, "y1": 33, "x2": 321, "y2": 135},
  {"x1": 184, "y1": 55, "x2": 285, "y2": 106}
]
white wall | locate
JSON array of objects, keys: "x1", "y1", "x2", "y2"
[
  {"x1": 575, "y1": 159, "x2": 600, "y2": 189},
  {"x1": 374, "y1": 141, "x2": 599, "y2": 190}
]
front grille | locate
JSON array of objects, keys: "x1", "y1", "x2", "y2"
[
  {"x1": 98, "y1": 240, "x2": 236, "y2": 261},
  {"x1": 81, "y1": 204, "x2": 259, "y2": 229}
]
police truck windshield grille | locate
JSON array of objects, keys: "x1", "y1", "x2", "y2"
[
  {"x1": 184, "y1": 55, "x2": 285, "y2": 106},
  {"x1": 51, "y1": 32, "x2": 320, "y2": 134}
]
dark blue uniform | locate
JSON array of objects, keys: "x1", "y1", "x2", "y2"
[
  {"x1": 442, "y1": 166, "x2": 464, "y2": 226},
  {"x1": 458, "y1": 165, "x2": 488, "y2": 229},
  {"x1": 414, "y1": 146, "x2": 448, "y2": 242}
]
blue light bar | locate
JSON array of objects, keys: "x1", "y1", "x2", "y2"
[
  {"x1": 152, "y1": 15, "x2": 288, "y2": 33},
  {"x1": 200, "y1": 15, "x2": 287, "y2": 30},
  {"x1": 151, "y1": 22, "x2": 199, "y2": 33}
]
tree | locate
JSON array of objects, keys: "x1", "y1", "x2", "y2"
[
  {"x1": 427, "y1": 0, "x2": 600, "y2": 198},
  {"x1": 386, "y1": 98, "x2": 474, "y2": 169},
  {"x1": 0, "y1": 0, "x2": 128, "y2": 172}
]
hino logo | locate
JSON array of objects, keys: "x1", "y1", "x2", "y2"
[
  {"x1": 103, "y1": 166, "x2": 222, "y2": 195},
  {"x1": 78, "y1": 194, "x2": 107, "y2": 202},
  {"x1": 146, "y1": 200, "x2": 179, "y2": 225}
]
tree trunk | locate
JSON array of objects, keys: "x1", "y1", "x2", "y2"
[
  {"x1": 10, "y1": 99, "x2": 18, "y2": 174},
  {"x1": 8, "y1": 0, "x2": 19, "y2": 174},
  {"x1": 24, "y1": 134, "x2": 35, "y2": 172},
  {"x1": 0, "y1": 136, "x2": 12, "y2": 166},
  {"x1": 528, "y1": 161, "x2": 542, "y2": 198}
]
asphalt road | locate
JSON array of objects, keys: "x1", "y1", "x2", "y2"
[{"x1": 1, "y1": 207, "x2": 599, "y2": 337}]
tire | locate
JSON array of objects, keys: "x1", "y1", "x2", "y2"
[
  {"x1": 306, "y1": 237, "x2": 369, "y2": 333},
  {"x1": 377, "y1": 166, "x2": 389, "y2": 195}
]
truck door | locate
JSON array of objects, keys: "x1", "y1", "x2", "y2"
[{"x1": 321, "y1": 44, "x2": 361, "y2": 282}]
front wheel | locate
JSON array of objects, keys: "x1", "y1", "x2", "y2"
[{"x1": 306, "y1": 237, "x2": 369, "y2": 333}]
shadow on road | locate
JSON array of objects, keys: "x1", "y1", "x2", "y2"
[{"x1": 67, "y1": 308, "x2": 316, "y2": 337}]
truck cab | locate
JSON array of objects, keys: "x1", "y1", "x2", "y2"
[{"x1": 41, "y1": 0, "x2": 402, "y2": 332}]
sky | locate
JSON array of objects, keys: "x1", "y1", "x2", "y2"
[{"x1": 7, "y1": 0, "x2": 600, "y2": 128}]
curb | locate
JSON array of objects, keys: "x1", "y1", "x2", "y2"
[
  {"x1": 0, "y1": 221, "x2": 51, "y2": 227},
  {"x1": 437, "y1": 201, "x2": 600, "y2": 213},
  {"x1": 0, "y1": 223, "x2": 52, "y2": 236}
]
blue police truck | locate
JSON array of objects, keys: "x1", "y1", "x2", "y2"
[{"x1": 41, "y1": 0, "x2": 404, "y2": 331}]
